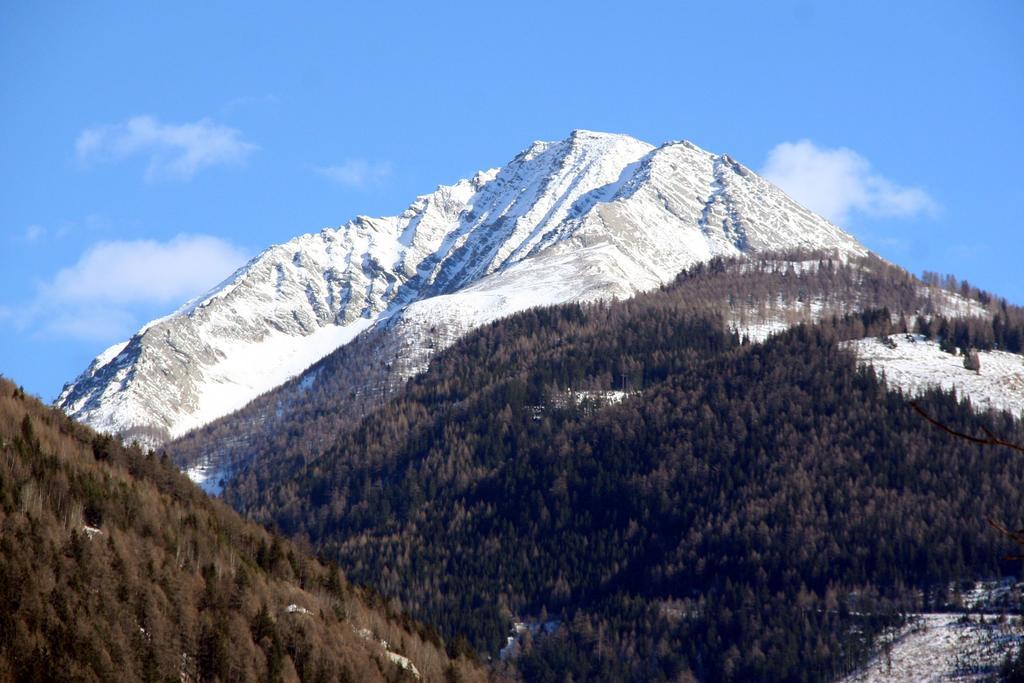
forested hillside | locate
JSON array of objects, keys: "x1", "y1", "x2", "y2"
[
  {"x1": 0, "y1": 377, "x2": 486, "y2": 682},
  {"x1": 220, "y1": 257, "x2": 1024, "y2": 682},
  {"x1": 169, "y1": 250, "x2": 1022, "y2": 491}
]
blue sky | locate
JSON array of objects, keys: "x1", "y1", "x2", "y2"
[{"x1": 1, "y1": 1, "x2": 1022, "y2": 401}]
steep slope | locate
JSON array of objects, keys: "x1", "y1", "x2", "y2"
[
  {"x1": 0, "y1": 376, "x2": 486, "y2": 682},
  {"x1": 222, "y1": 281, "x2": 1024, "y2": 681},
  {"x1": 169, "y1": 251, "x2": 1021, "y2": 485},
  {"x1": 58, "y1": 130, "x2": 865, "y2": 446}
]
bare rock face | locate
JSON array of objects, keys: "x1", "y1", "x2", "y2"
[{"x1": 57, "y1": 130, "x2": 866, "y2": 446}]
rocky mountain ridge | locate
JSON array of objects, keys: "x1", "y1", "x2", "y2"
[{"x1": 57, "y1": 130, "x2": 866, "y2": 445}]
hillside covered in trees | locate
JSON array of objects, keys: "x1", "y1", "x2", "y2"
[
  {"x1": 0, "y1": 377, "x2": 486, "y2": 682},
  {"x1": 168, "y1": 250, "x2": 1024, "y2": 492},
  {"x1": 218, "y1": 256, "x2": 1024, "y2": 682}
]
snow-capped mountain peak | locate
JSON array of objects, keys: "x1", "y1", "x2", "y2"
[{"x1": 57, "y1": 130, "x2": 866, "y2": 445}]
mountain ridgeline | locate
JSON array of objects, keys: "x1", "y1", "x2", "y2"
[
  {"x1": 57, "y1": 130, "x2": 866, "y2": 448},
  {"x1": 0, "y1": 377, "x2": 486, "y2": 682},
  {"x1": 212, "y1": 255, "x2": 1024, "y2": 681}
]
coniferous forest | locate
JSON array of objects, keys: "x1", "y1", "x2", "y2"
[
  {"x1": 0, "y1": 378, "x2": 486, "y2": 682},
  {"x1": 207, "y1": 256, "x2": 1024, "y2": 682},
  {"x1": 6, "y1": 253, "x2": 1024, "y2": 681}
]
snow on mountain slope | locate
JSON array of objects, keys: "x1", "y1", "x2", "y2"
[
  {"x1": 58, "y1": 130, "x2": 868, "y2": 445},
  {"x1": 842, "y1": 613, "x2": 1023, "y2": 683},
  {"x1": 349, "y1": 140, "x2": 870, "y2": 387},
  {"x1": 846, "y1": 334, "x2": 1024, "y2": 418},
  {"x1": 548, "y1": 141, "x2": 864, "y2": 279}
]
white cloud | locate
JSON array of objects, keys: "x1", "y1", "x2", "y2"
[
  {"x1": 762, "y1": 140, "x2": 937, "y2": 225},
  {"x1": 24, "y1": 225, "x2": 45, "y2": 242},
  {"x1": 75, "y1": 115, "x2": 258, "y2": 180},
  {"x1": 43, "y1": 235, "x2": 249, "y2": 306},
  {"x1": 316, "y1": 159, "x2": 392, "y2": 188},
  {"x1": 7, "y1": 235, "x2": 250, "y2": 342}
]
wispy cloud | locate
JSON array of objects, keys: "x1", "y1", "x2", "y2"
[
  {"x1": 24, "y1": 225, "x2": 45, "y2": 242},
  {"x1": 10, "y1": 235, "x2": 249, "y2": 341},
  {"x1": 316, "y1": 159, "x2": 393, "y2": 188},
  {"x1": 43, "y1": 235, "x2": 248, "y2": 305},
  {"x1": 15, "y1": 215, "x2": 106, "y2": 245},
  {"x1": 75, "y1": 115, "x2": 258, "y2": 181},
  {"x1": 762, "y1": 140, "x2": 937, "y2": 225}
]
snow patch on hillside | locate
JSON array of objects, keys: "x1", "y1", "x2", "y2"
[
  {"x1": 923, "y1": 287, "x2": 991, "y2": 320},
  {"x1": 846, "y1": 335, "x2": 1024, "y2": 418},
  {"x1": 842, "y1": 613, "x2": 1023, "y2": 682},
  {"x1": 729, "y1": 297, "x2": 829, "y2": 343},
  {"x1": 352, "y1": 625, "x2": 421, "y2": 678},
  {"x1": 733, "y1": 320, "x2": 791, "y2": 343},
  {"x1": 499, "y1": 620, "x2": 560, "y2": 661},
  {"x1": 185, "y1": 457, "x2": 228, "y2": 496}
]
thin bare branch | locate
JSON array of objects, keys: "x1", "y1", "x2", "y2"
[
  {"x1": 910, "y1": 401, "x2": 1024, "y2": 556},
  {"x1": 986, "y1": 517, "x2": 1024, "y2": 560},
  {"x1": 909, "y1": 401, "x2": 1024, "y2": 453}
]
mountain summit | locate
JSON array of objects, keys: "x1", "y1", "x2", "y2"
[{"x1": 57, "y1": 131, "x2": 867, "y2": 444}]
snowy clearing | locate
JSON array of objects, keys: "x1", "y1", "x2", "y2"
[
  {"x1": 846, "y1": 335, "x2": 1024, "y2": 418},
  {"x1": 842, "y1": 613, "x2": 1023, "y2": 682},
  {"x1": 184, "y1": 457, "x2": 229, "y2": 496}
]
